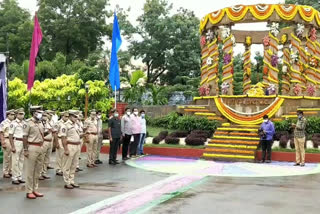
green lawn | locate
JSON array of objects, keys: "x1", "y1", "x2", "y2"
[
  {"x1": 272, "y1": 147, "x2": 320, "y2": 153},
  {"x1": 147, "y1": 126, "x2": 176, "y2": 137}
]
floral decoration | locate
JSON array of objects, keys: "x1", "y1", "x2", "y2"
[
  {"x1": 293, "y1": 84, "x2": 302, "y2": 96},
  {"x1": 307, "y1": 84, "x2": 316, "y2": 96},
  {"x1": 296, "y1": 23, "x2": 305, "y2": 38},
  {"x1": 263, "y1": 35, "x2": 270, "y2": 47},
  {"x1": 290, "y1": 51, "x2": 299, "y2": 64},
  {"x1": 281, "y1": 34, "x2": 288, "y2": 44},
  {"x1": 309, "y1": 56, "x2": 318, "y2": 67},
  {"x1": 224, "y1": 53, "x2": 231, "y2": 65},
  {"x1": 245, "y1": 36, "x2": 252, "y2": 46},
  {"x1": 221, "y1": 26, "x2": 231, "y2": 40},
  {"x1": 199, "y1": 84, "x2": 211, "y2": 96},
  {"x1": 206, "y1": 57, "x2": 213, "y2": 66},
  {"x1": 270, "y1": 22, "x2": 279, "y2": 37},
  {"x1": 206, "y1": 30, "x2": 215, "y2": 42},
  {"x1": 263, "y1": 66, "x2": 269, "y2": 75},
  {"x1": 231, "y1": 35, "x2": 236, "y2": 47},
  {"x1": 282, "y1": 65, "x2": 288, "y2": 74},
  {"x1": 310, "y1": 27, "x2": 317, "y2": 41},
  {"x1": 271, "y1": 54, "x2": 279, "y2": 67},
  {"x1": 267, "y1": 84, "x2": 276, "y2": 95},
  {"x1": 246, "y1": 67, "x2": 251, "y2": 76},
  {"x1": 200, "y1": 36, "x2": 206, "y2": 46},
  {"x1": 221, "y1": 82, "x2": 230, "y2": 95}
]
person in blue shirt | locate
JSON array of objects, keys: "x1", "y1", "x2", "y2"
[{"x1": 259, "y1": 115, "x2": 275, "y2": 163}]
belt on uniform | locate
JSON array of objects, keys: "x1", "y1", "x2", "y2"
[
  {"x1": 44, "y1": 139, "x2": 52, "y2": 142},
  {"x1": 4, "y1": 137, "x2": 9, "y2": 139},
  {"x1": 67, "y1": 141, "x2": 81, "y2": 145},
  {"x1": 88, "y1": 132, "x2": 97, "y2": 135},
  {"x1": 14, "y1": 137, "x2": 23, "y2": 141},
  {"x1": 28, "y1": 142, "x2": 43, "y2": 147}
]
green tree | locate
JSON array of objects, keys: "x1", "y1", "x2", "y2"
[
  {"x1": 37, "y1": 0, "x2": 112, "y2": 63},
  {"x1": 122, "y1": 70, "x2": 146, "y2": 104},
  {"x1": 0, "y1": 0, "x2": 33, "y2": 64},
  {"x1": 129, "y1": 0, "x2": 200, "y2": 84},
  {"x1": 285, "y1": 0, "x2": 320, "y2": 11}
]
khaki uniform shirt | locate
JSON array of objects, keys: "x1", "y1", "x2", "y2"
[
  {"x1": 9, "y1": 119, "x2": 27, "y2": 139},
  {"x1": 43, "y1": 120, "x2": 53, "y2": 141},
  {"x1": 63, "y1": 121, "x2": 81, "y2": 143},
  {"x1": 0, "y1": 119, "x2": 13, "y2": 138},
  {"x1": 76, "y1": 120, "x2": 84, "y2": 137},
  {"x1": 23, "y1": 118, "x2": 44, "y2": 143},
  {"x1": 55, "y1": 120, "x2": 67, "y2": 138},
  {"x1": 84, "y1": 118, "x2": 98, "y2": 134}
]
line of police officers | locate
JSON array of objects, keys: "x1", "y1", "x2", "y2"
[{"x1": 0, "y1": 106, "x2": 101, "y2": 199}]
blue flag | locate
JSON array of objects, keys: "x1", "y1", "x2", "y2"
[{"x1": 109, "y1": 12, "x2": 122, "y2": 91}]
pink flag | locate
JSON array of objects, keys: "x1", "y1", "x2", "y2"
[{"x1": 27, "y1": 14, "x2": 43, "y2": 91}]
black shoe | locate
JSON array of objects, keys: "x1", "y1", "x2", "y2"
[
  {"x1": 300, "y1": 163, "x2": 305, "y2": 167},
  {"x1": 71, "y1": 183, "x2": 80, "y2": 188},
  {"x1": 109, "y1": 160, "x2": 116, "y2": 165},
  {"x1": 260, "y1": 160, "x2": 265, "y2": 163},
  {"x1": 115, "y1": 160, "x2": 120, "y2": 164},
  {"x1": 47, "y1": 166, "x2": 54, "y2": 170},
  {"x1": 18, "y1": 179, "x2": 26, "y2": 183},
  {"x1": 265, "y1": 160, "x2": 271, "y2": 163},
  {"x1": 122, "y1": 157, "x2": 129, "y2": 161},
  {"x1": 294, "y1": 163, "x2": 300, "y2": 166},
  {"x1": 56, "y1": 172, "x2": 63, "y2": 176},
  {"x1": 95, "y1": 160, "x2": 103, "y2": 164},
  {"x1": 12, "y1": 180, "x2": 20, "y2": 185},
  {"x1": 76, "y1": 168, "x2": 83, "y2": 172}
]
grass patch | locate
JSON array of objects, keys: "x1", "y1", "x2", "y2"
[
  {"x1": 144, "y1": 143, "x2": 205, "y2": 149},
  {"x1": 147, "y1": 126, "x2": 176, "y2": 137},
  {"x1": 272, "y1": 147, "x2": 320, "y2": 153}
]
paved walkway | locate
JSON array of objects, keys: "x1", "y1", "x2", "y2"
[{"x1": 1, "y1": 154, "x2": 320, "y2": 214}]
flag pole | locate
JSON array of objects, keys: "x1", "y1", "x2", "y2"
[{"x1": 115, "y1": 85, "x2": 117, "y2": 109}]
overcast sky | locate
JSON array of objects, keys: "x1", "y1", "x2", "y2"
[{"x1": 17, "y1": 0, "x2": 285, "y2": 63}]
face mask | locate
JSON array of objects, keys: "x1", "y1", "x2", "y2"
[
  {"x1": 97, "y1": 115, "x2": 101, "y2": 119},
  {"x1": 298, "y1": 115, "x2": 302, "y2": 119},
  {"x1": 126, "y1": 112, "x2": 131, "y2": 116},
  {"x1": 114, "y1": 113, "x2": 119, "y2": 117},
  {"x1": 134, "y1": 112, "x2": 138, "y2": 116},
  {"x1": 36, "y1": 113, "x2": 42, "y2": 120},
  {"x1": 141, "y1": 114, "x2": 145, "y2": 118},
  {"x1": 263, "y1": 119, "x2": 268, "y2": 123}
]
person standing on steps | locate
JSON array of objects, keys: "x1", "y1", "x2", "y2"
[
  {"x1": 121, "y1": 107, "x2": 132, "y2": 161},
  {"x1": 23, "y1": 106, "x2": 45, "y2": 199},
  {"x1": 95, "y1": 110, "x2": 103, "y2": 165},
  {"x1": 0, "y1": 110, "x2": 16, "y2": 178},
  {"x1": 108, "y1": 109, "x2": 121, "y2": 165},
  {"x1": 9, "y1": 108, "x2": 27, "y2": 185},
  {"x1": 259, "y1": 115, "x2": 275, "y2": 163},
  {"x1": 292, "y1": 110, "x2": 307, "y2": 167},
  {"x1": 55, "y1": 111, "x2": 69, "y2": 176}
]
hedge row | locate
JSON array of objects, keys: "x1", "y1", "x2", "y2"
[{"x1": 147, "y1": 112, "x2": 219, "y2": 132}]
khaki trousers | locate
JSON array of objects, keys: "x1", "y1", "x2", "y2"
[
  {"x1": 63, "y1": 144, "x2": 80, "y2": 185},
  {"x1": 2, "y1": 139, "x2": 12, "y2": 175},
  {"x1": 25, "y1": 144, "x2": 44, "y2": 194},
  {"x1": 87, "y1": 134, "x2": 98, "y2": 165},
  {"x1": 12, "y1": 140, "x2": 24, "y2": 181},
  {"x1": 294, "y1": 137, "x2": 306, "y2": 164},
  {"x1": 55, "y1": 140, "x2": 64, "y2": 173},
  {"x1": 76, "y1": 139, "x2": 83, "y2": 168},
  {"x1": 96, "y1": 135, "x2": 103, "y2": 160},
  {"x1": 41, "y1": 140, "x2": 52, "y2": 176}
]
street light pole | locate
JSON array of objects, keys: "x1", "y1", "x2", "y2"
[{"x1": 85, "y1": 84, "x2": 89, "y2": 119}]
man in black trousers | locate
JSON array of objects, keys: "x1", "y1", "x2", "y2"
[
  {"x1": 121, "y1": 107, "x2": 132, "y2": 161},
  {"x1": 108, "y1": 109, "x2": 121, "y2": 165}
]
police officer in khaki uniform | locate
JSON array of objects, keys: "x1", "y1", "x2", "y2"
[
  {"x1": 55, "y1": 111, "x2": 69, "y2": 176},
  {"x1": 84, "y1": 110, "x2": 98, "y2": 168},
  {"x1": 39, "y1": 111, "x2": 54, "y2": 180},
  {"x1": 62, "y1": 110, "x2": 81, "y2": 189},
  {"x1": 23, "y1": 106, "x2": 45, "y2": 199},
  {"x1": 0, "y1": 110, "x2": 16, "y2": 178},
  {"x1": 75, "y1": 111, "x2": 84, "y2": 172},
  {"x1": 9, "y1": 108, "x2": 27, "y2": 185},
  {"x1": 46, "y1": 110, "x2": 57, "y2": 169}
]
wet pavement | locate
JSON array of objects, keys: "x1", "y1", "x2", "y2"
[
  {"x1": 1, "y1": 154, "x2": 320, "y2": 214},
  {"x1": 0, "y1": 153, "x2": 168, "y2": 214}
]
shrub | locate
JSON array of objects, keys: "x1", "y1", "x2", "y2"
[
  {"x1": 289, "y1": 133, "x2": 295, "y2": 149},
  {"x1": 102, "y1": 129, "x2": 109, "y2": 139},
  {"x1": 279, "y1": 135, "x2": 289, "y2": 148},
  {"x1": 169, "y1": 131, "x2": 189, "y2": 138},
  {"x1": 165, "y1": 137, "x2": 180, "y2": 145},
  {"x1": 152, "y1": 136, "x2": 162, "y2": 144},
  {"x1": 185, "y1": 134, "x2": 206, "y2": 146},
  {"x1": 191, "y1": 130, "x2": 211, "y2": 138},
  {"x1": 311, "y1": 133, "x2": 320, "y2": 148},
  {"x1": 159, "y1": 131, "x2": 169, "y2": 140},
  {"x1": 273, "y1": 131, "x2": 289, "y2": 141}
]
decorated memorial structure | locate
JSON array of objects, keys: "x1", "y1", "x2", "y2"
[{"x1": 180, "y1": 4, "x2": 320, "y2": 162}]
